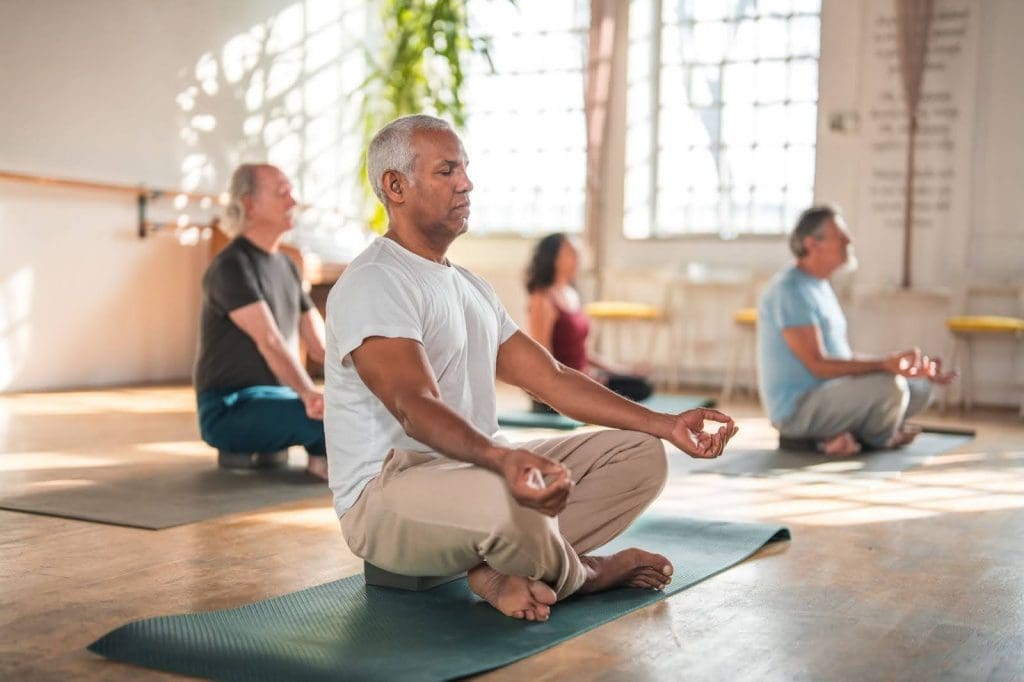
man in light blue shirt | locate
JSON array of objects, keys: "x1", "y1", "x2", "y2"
[{"x1": 757, "y1": 206, "x2": 956, "y2": 456}]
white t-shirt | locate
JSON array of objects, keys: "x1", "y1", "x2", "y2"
[{"x1": 323, "y1": 237, "x2": 519, "y2": 517}]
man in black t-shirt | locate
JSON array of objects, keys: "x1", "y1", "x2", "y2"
[{"x1": 193, "y1": 164, "x2": 328, "y2": 479}]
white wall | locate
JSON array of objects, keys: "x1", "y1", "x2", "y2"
[{"x1": 0, "y1": 0, "x2": 350, "y2": 391}]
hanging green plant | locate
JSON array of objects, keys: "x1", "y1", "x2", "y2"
[{"x1": 359, "y1": 0, "x2": 514, "y2": 233}]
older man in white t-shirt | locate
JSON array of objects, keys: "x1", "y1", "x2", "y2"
[{"x1": 324, "y1": 114, "x2": 738, "y2": 622}]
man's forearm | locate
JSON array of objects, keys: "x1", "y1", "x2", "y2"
[
  {"x1": 258, "y1": 339, "x2": 317, "y2": 396},
  {"x1": 534, "y1": 368, "x2": 673, "y2": 439},
  {"x1": 808, "y1": 357, "x2": 887, "y2": 379},
  {"x1": 393, "y1": 394, "x2": 505, "y2": 472}
]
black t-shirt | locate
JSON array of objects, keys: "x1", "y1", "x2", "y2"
[{"x1": 193, "y1": 236, "x2": 313, "y2": 393}]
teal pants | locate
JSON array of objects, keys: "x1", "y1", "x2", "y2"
[{"x1": 197, "y1": 386, "x2": 326, "y2": 456}]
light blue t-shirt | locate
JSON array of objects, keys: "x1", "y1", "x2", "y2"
[{"x1": 757, "y1": 265, "x2": 852, "y2": 424}]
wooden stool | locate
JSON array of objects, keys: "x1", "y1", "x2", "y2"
[
  {"x1": 584, "y1": 300, "x2": 664, "y2": 375},
  {"x1": 943, "y1": 315, "x2": 1024, "y2": 415}
]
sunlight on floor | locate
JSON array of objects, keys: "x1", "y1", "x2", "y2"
[
  {"x1": 0, "y1": 387, "x2": 195, "y2": 416},
  {"x1": 136, "y1": 441, "x2": 217, "y2": 457},
  {"x1": 0, "y1": 452, "x2": 119, "y2": 472},
  {"x1": 242, "y1": 506, "x2": 338, "y2": 529}
]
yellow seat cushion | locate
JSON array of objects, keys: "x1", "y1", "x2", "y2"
[
  {"x1": 584, "y1": 300, "x2": 662, "y2": 321},
  {"x1": 946, "y1": 315, "x2": 1024, "y2": 334},
  {"x1": 734, "y1": 307, "x2": 758, "y2": 325}
]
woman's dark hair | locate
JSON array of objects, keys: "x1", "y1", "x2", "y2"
[{"x1": 526, "y1": 233, "x2": 567, "y2": 293}]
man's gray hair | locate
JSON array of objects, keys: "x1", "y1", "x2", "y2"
[
  {"x1": 789, "y1": 204, "x2": 839, "y2": 258},
  {"x1": 223, "y1": 163, "x2": 263, "y2": 235},
  {"x1": 367, "y1": 114, "x2": 453, "y2": 205}
]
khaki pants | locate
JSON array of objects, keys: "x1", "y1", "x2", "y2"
[{"x1": 341, "y1": 429, "x2": 668, "y2": 600}]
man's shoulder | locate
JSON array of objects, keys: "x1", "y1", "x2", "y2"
[
  {"x1": 202, "y1": 239, "x2": 251, "y2": 286},
  {"x1": 337, "y1": 243, "x2": 406, "y2": 286},
  {"x1": 775, "y1": 265, "x2": 820, "y2": 294}
]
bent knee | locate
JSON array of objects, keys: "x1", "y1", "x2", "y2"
[
  {"x1": 484, "y1": 508, "x2": 562, "y2": 575},
  {"x1": 636, "y1": 432, "x2": 669, "y2": 483},
  {"x1": 858, "y1": 373, "x2": 909, "y2": 407},
  {"x1": 614, "y1": 431, "x2": 669, "y2": 492}
]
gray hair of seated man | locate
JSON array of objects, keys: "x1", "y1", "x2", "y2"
[
  {"x1": 789, "y1": 204, "x2": 840, "y2": 258},
  {"x1": 223, "y1": 163, "x2": 263, "y2": 236},
  {"x1": 367, "y1": 114, "x2": 454, "y2": 206}
]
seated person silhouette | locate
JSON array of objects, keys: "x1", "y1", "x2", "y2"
[
  {"x1": 193, "y1": 163, "x2": 328, "y2": 479},
  {"x1": 324, "y1": 115, "x2": 738, "y2": 621},
  {"x1": 757, "y1": 205, "x2": 956, "y2": 456},
  {"x1": 525, "y1": 233, "x2": 653, "y2": 413}
]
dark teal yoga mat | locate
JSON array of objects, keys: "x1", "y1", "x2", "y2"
[
  {"x1": 498, "y1": 393, "x2": 716, "y2": 430},
  {"x1": 89, "y1": 515, "x2": 788, "y2": 681}
]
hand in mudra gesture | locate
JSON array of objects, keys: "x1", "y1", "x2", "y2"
[
  {"x1": 668, "y1": 408, "x2": 739, "y2": 459},
  {"x1": 500, "y1": 449, "x2": 574, "y2": 517}
]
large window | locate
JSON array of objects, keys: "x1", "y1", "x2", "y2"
[
  {"x1": 625, "y1": 0, "x2": 821, "y2": 238},
  {"x1": 462, "y1": 1, "x2": 589, "y2": 236}
]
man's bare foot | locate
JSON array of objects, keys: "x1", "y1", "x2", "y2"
[
  {"x1": 886, "y1": 423, "x2": 922, "y2": 448},
  {"x1": 306, "y1": 456, "x2": 329, "y2": 481},
  {"x1": 576, "y1": 548, "x2": 673, "y2": 594},
  {"x1": 467, "y1": 564, "x2": 557, "y2": 621},
  {"x1": 819, "y1": 432, "x2": 861, "y2": 457}
]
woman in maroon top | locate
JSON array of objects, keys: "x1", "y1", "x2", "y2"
[{"x1": 525, "y1": 233, "x2": 653, "y2": 413}]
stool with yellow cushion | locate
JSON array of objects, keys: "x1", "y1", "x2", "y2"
[
  {"x1": 944, "y1": 315, "x2": 1024, "y2": 415},
  {"x1": 584, "y1": 300, "x2": 664, "y2": 374},
  {"x1": 721, "y1": 308, "x2": 758, "y2": 403}
]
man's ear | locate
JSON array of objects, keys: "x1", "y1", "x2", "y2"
[
  {"x1": 802, "y1": 234, "x2": 816, "y2": 255},
  {"x1": 382, "y1": 171, "x2": 404, "y2": 204}
]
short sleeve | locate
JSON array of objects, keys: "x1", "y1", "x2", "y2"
[
  {"x1": 497, "y1": 304, "x2": 518, "y2": 344},
  {"x1": 773, "y1": 279, "x2": 819, "y2": 329},
  {"x1": 327, "y1": 263, "x2": 424, "y2": 361},
  {"x1": 205, "y1": 252, "x2": 262, "y2": 314},
  {"x1": 284, "y1": 258, "x2": 315, "y2": 313}
]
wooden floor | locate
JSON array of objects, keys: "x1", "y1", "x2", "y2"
[{"x1": 2, "y1": 385, "x2": 1023, "y2": 681}]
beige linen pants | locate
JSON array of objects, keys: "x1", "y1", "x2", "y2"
[{"x1": 341, "y1": 429, "x2": 668, "y2": 600}]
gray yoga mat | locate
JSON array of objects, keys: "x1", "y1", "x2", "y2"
[
  {"x1": 88, "y1": 514, "x2": 789, "y2": 681},
  {"x1": 498, "y1": 393, "x2": 715, "y2": 430},
  {"x1": 673, "y1": 430, "x2": 974, "y2": 477},
  {"x1": 0, "y1": 454, "x2": 329, "y2": 529}
]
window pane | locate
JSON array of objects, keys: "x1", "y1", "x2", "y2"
[
  {"x1": 788, "y1": 59, "x2": 818, "y2": 102},
  {"x1": 755, "y1": 60, "x2": 788, "y2": 103},
  {"x1": 790, "y1": 16, "x2": 821, "y2": 56},
  {"x1": 787, "y1": 102, "x2": 818, "y2": 144},
  {"x1": 689, "y1": 66, "x2": 721, "y2": 106},
  {"x1": 786, "y1": 145, "x2": 816, "y2": 192},
  {"x1": 722, "y1": 105, "x2": 755, "y2": 146},
  {"x1": 757, "y1": 0, "x2": 792, "y2": 15},
  {"x1": 463, "y1": 0, "x2": 586, "y2": 235},
  {"x1": 722, "y1": 62, "x2": 756, "y2": 103},
  {"x1": 625, "y1": 0, "x2": 820, "y2": 237},
  {"x1": 756, "y1": 18, "x2": 789, "y2": 59},
  {"x1": 755, "y1": 104, "x2": 788, "y2": 141},
  {"x1": 728, "y1": 19, "x2": 758, "y2": 61}
]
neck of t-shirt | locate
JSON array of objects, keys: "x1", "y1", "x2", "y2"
[{"x1": 379, "y1": 235, "x2": 454, "y2": 271}]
